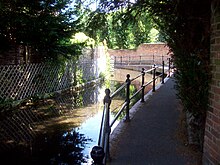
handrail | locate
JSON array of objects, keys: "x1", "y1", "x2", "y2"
[
  {"x1": 110, "y1": 83, "x2": 127, "y2": 98},
  {"x1": 114, "y1": 55, "x2": 170, "y2": 67},
  {"x1": 90, "y1": 58, "x2": 171, "y2": 165},
  {"x1": 130, "y1": 72, "x2": 143, "y2": 82},
  {"x1": 110, "y1": 102, "x2": 127, "y2": 127}
]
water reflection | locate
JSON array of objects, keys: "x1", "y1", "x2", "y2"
[
  {"x1": 34, "y1": 129, "x2": 91, "y2": 165},
  {"x1": 0, "y1": 82, "x2": 107, "y2": 165},
  {"x1": 0, "y1": 69, "x2": 158, "y2": 165}
]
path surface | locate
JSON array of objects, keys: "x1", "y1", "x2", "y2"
[{"x1": 108, "y1": 77, "x2": 196, "y2": 165}]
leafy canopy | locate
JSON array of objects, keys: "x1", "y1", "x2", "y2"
[
  {"x1": 82, "y1": 2, "x2": 158, "y2": 49},
  {"x1": 0, "y1": 0, "x2": 84, "y2": 61}
]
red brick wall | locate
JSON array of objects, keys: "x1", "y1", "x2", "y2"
[
  {"x1": 203, "y1": 1, "x2": 220, "y2": 164},
  {"x1": 107, "y1": 43, "x2": 171, "y2": 60}
]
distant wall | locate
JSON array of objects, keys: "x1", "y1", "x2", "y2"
[
  {"x1": 203, "y1": 1, "x2": 220, "y2": 164},
  {"x1": 107, "y1": 43, "x2": 171, "y2": 59}
]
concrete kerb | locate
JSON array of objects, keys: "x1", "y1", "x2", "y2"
[{"x1": 108, "y1": 76, "x2": 171, "y2": 160}]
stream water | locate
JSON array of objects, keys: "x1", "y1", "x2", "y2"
[{"x1": 0, "y1": 69, "x2": 155, "y2": 165}]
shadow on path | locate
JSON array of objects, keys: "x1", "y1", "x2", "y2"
[{"x1": 108, "y1": 76, "x2": 201, "y2": 165}]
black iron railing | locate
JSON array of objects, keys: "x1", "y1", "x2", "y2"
[
  {"x1": 90, "y1": 59, "x2": 171, "y2": 165},
  {"x1": 114, "y1": 55, "x2": 167, "y2": 66}
]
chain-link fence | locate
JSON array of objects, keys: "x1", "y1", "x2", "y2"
[{"x1": 0, "y1": 59, "x2": 99, "y2": 101}]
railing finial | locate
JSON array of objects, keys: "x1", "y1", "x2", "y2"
[
  {"x1": 126, "y1": 74, "x2": 130, "y2": 80},
  {"x1": 90, "y1": 146, "x2": 105, "y2": 165},
  {"x1": 104, "y1": 88, "x2": 111, "y2": 105}
]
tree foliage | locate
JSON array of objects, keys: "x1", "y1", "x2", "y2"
[
  {"x1": 0, "y1": 0, "x2": 84, "y2": 62},
  {"x1": 83, "y1": 6, "x2": 155, "y2": 49}
]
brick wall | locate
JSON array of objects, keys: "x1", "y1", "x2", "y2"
[
  {"x1": 107, "y1": 43, "x2": 171, "y2": 60},
  {"x1": 203, "y1": 1, "x2": 220, "y2": 164}
]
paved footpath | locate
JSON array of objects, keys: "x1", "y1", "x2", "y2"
[{"x1": 108, "y1": 77, "x2": 195, "y2": 165}]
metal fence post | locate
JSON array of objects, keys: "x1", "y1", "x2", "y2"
[
  {"x1": 126, "y1": 74, "x2": 131, "y2": 121},
  {"x1": 103, "y1": 89, "x2": 111, "y2": 164},
  {"x1": 141, "y1": 68, "x2": 145, "y2": 102},
  {"x1": 91, "y1": 89, "x2": 111, "y2": 165},
  {"x1": 162, "y1": 61, "x2": 165, "y2": 84},
  {"x1": 153, "y1": 65, "x2": 156, "y2": 92},
  {"x1": 168, "y1": 58, "x2": 171, "y2": 77}
]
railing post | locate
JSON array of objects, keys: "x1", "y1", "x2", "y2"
[
  {"x1": 125, "y1": 74, "x2": 131, "y2": 121},
  {"x1": 168, "y1": 58, "x2": 171, "y2": 77},
  {"x1": 141, "y1": 68, "x2": 145, "y2": 102},
  {"x1": 120, "y1": 56, "x2": 122, "y2": 65},
  {"x1": 91, "y1": 89, "x2": 111, "y2": 165},
  {"x1": 103, "y1": 89, "x2": 111, "y2": 164},
  {"x1": 162, "y1": 61, "x2": 165, "y2": 84},
  {"x1": 153, "y1": 65, "x2": 156, "y2": 92}
]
